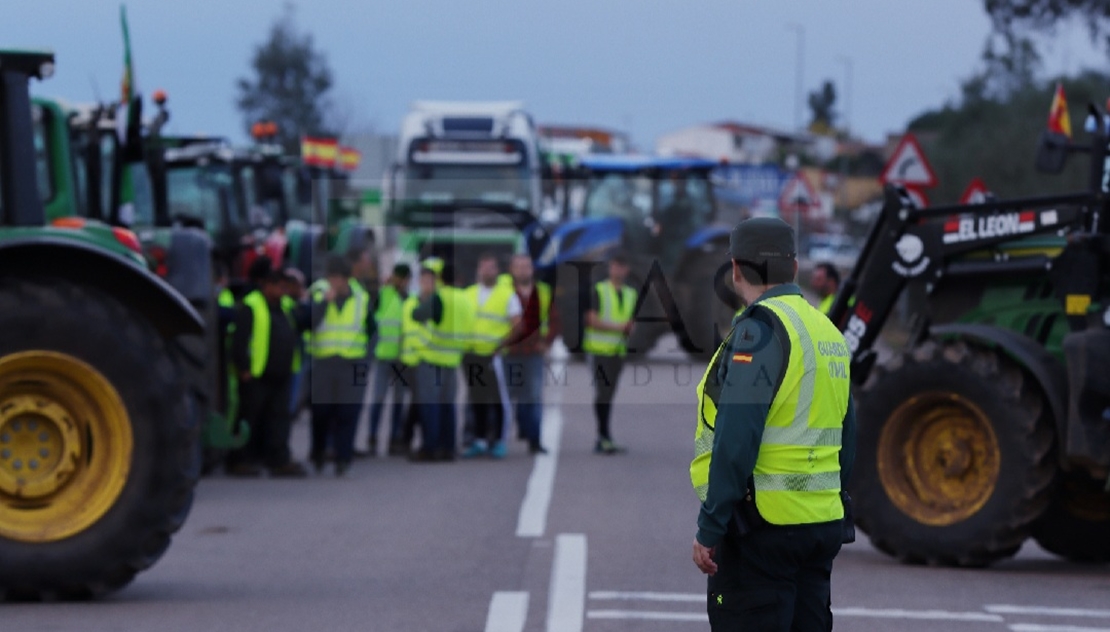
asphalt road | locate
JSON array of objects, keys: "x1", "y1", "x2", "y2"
[{"x1": 7, "y1": 337, "x2": 1110, "y2": 632}]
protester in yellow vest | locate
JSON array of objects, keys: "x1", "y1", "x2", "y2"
[
  {"x1": 503, "y1": 254, "x2": 559, "y2": 455},
  {"x1": 305, "y1": 255, "x2": 372, "y2": 476},
  {"x1": 461, "y1": 253, "x2": 522, "y2": 460},
  {"x1": 810, "y1": 261, "x2": 840, "y2": 316},
  {"x1": 583, "y1": 251, "x2": 638, "y2": 455},
  {"x1": 226, "y1": 260, "x2": 308, "y2": 478},
  {"x1": 411, "y1": 259, "x2": 473, "y2": 462},
  {"x1": 368, "y1": 263, "x2": 413, "y2": 457},
  {"x1": 689, "y1": 218, "x2": 856, "y2": 630}
]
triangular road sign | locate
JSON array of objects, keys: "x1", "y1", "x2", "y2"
[
  {"x1": 778, "y1": 173, "x2": 819, "y2": 213},
  {"x1": 903, "y1": 186, "x2": 929, "y2": 209},
  {"x1": 881, "y1": 133, "x2": 937, "y2": 188},
  {"x1": 959, "y1": 177, "x2": 991, "y2": 204}
]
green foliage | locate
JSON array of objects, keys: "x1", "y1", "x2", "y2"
[
  {"x1": 235, "y1": 5, "x2": 335, "y2": 154},
  {"x1": 985, "y1": 0, "x2": 1110, "y2": 57},
  {"x1": 906, "y1": 71, "x2": 1109, "y2": 204}
]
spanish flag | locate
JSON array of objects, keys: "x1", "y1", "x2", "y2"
[
  {"x1": 732, "y1": 353, "x2": 753, "y2": 364},
  {"x1": 301, "y1": 137, "x2": 339, "y2": 168},
  {"x1": 338, "y1": 146, "x2": 361, "y2": 171},
  {"x1": 1048, "y1": 83, "x2": 1072, "y2": 139}
]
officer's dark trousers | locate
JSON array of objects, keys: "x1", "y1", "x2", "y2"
[
  {"x1": 590, "y1": 354, "x2": 624, "y2": 440},
  {"x1": 309, "y1": 358, "x2": 366, "y2": 465},
  {"x1": 707, "y1": 520, "x2": 842, "y2": 632},
  {"x1": 229, "y1": 374, "x2": 293, "y2": 469}
]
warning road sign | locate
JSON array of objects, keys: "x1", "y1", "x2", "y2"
[
  {"x1": 880, "y1": 133, "x2": 937, "y2": 188},
  {"x1": 903, "y1": 186, "x2": 929, "y2": 209},
  {"x1": 778, "y1": 173, "x2": 819, "y2": 214},
  {"x1": 959, "y1": 177, "x2": 991, "y2": 204}
]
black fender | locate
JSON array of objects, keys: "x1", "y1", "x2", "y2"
[
  {"x1": 0, "y1": 237, "x2": 204, "y2": 337},
  {"x1": 931, "y1": 323, "x2": 1068, "y2": 453}
]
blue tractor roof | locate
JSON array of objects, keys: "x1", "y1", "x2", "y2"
[{"x1": 577, "y1": 154, "x2": 718, "y2": 173}]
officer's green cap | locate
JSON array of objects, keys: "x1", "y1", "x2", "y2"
[{"x1": 729, "y1": 217, "x2": 796, "y2": 263}]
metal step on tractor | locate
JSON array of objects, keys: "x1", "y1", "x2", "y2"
[
  {"x1": 533, "y1": 155, "x2": 739, "y2": 360},
  {"x1": 828, "y1": 89, "x2": 1110, "y2": 565},
  {"x1": 0, "y1": 50, "x2": 205, "y2": 598}
]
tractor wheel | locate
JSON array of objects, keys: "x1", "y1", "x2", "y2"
[
  {"x1": 853, "y1": 339, "x2": 1056, "y2": 567},
  {"x1": 680, "y1": 251, "x2": 737, "y2": 360},
  {"x1": 0, "y1": 277, "x2": 198, "y2": 599},
  {"x1": 1032, "y1": 472, "x2": 1110, "y2": 563}
]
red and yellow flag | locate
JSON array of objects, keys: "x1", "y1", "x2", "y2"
[
  {"x1": 338, "y1": 146, "x2": 361, "y2": 171},
  {"x1": 1048, "y1": 83, "x2": 1072, "y2": 138},
  {"x1": 301, "y1": 137, "x2": 339, "y2": 168}
]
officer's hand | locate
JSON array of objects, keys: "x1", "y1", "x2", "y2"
[
  {"x1": 692, "y1": 538, "x2": 717, "y2": 576},
  {"x1": 239, "y1": 370, "x2": 252, "y2": 382}
]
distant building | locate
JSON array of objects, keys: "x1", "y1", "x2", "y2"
[
  {"x1": 656, "y1": 121, "x2": 811, "y2": 165},
  {"x1": 538, "y1": 125, "x2": 631, "y2": 155}
]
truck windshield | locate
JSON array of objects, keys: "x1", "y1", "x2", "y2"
[
  {"x1": 583, "y1": 173, "x2": 653, "y2": 222},
  {"x1": 402, "y1": 164, "x2": 532, "y2": 210},
  {"x1": 166, "y1": 164, "x2": 240, "y2": 233}
]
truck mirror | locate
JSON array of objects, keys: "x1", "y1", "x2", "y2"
[{"x1": 1035, "y1": 131, "x2": 1070, "y2": 175}]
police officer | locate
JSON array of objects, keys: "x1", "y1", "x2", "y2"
[
  {"x1": 690, "y1": 217, "x2": 856, "y2": 631},
  {"x1": 307, "y1": 255, "x2": 372, "y2": 476},
  {"x1": 583, "y1": 252, "x2": 638, "y2": 454},
  {"x1": 810, "y1": 262, "x2": 840, "y2": 315}
]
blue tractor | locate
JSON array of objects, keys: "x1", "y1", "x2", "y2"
[{"x1": 533, "y1": 155, "x2": 739, "y2": 359}]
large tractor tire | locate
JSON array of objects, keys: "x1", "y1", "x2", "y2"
[
  {"x1": 678, "y1": 251, "x2": 737, "y2": 360},
  {"x1": 0, "y1": 277, "x2": 199, "y2": 599},
  {"x1": 1032, "y1": 472, "x2": 1110, "y2": 563},
  {"x1": 853, "y1": 339, "x2": 1056, "y2": 567}
]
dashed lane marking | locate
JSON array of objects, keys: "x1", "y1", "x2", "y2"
[
  {"x1": 484, "y1": 591, "x2": 529, "y2": 632},
  {"x1": 515, "y1": 406, "x2": 563, "y2": 538},
  {"x1": 988, "y1": 607, "x2": 1110, "y2": 619},
  {"x1": 546, "y1": 534, "x2": 586, "y2": 632}
]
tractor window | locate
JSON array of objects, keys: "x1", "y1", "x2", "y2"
[
  {"x1": 124, "y1": 163, "x2": 156, "y2": 227},
  {"x1": 99, "y1": 134, "x2": 115, "y2": 220},
  {"x1": 656, "y1": 173, "x2": 713, "y2": 230},
  {"x1": 32, "y1": 105, "x2": 54, "y2": 203},
  {"x1": 583, "y1": 173, "x2": 652, "y2": 222},
  {"x1": 69, "y1": 131, "x2": 90, "y2": 217},
  {"x1": 166, "y1": 164, "x2": 237, "y2": 233}
]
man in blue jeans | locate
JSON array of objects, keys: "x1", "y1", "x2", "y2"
[
  {"x1": 367, "y1": 263, "x2": 413, "y2": 456},
  {"x1": 503, "y1": 254, "x2": 559, "y2": 455}
]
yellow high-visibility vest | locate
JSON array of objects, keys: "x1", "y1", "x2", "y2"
[
  {"x1": 242, "y1": 290, "x2": 301, "y2": 376},
  {"x1": 400, "y1": 295, "x2": 425, "y2": 367},
  {"x1": 375, "y1": 285, "x2": 404, "y2": 361},
  {"x1": 307, "y1": 282, "x2": 369, "y2": 359},
  {"x1": 583, "y1": 281, "x2": 637, "y2": 357},
  {"x1": 466, "y1": 280, "x2": 516, "y2": 356},
  {"x1": 691, "y1": 293, "x2": 850, "y2": 526},
  {"x1": 421, "y1": 287, "x2": 473, "y2": 368}
]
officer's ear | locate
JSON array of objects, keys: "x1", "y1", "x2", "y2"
[{"x1": 731, "y1": 259, "x2": 743, "y2": 291}]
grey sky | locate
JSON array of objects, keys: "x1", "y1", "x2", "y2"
[{"x1": 4, "y1": 0, "x2": 1102, "y2": 148}]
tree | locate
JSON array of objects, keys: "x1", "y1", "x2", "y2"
[
  {"x1": 807, "y1": 80, "x2": 838, "y2": 136},
  {"x1": 236, "y1": 4, "x2": 335, "y2": 153},
  {"x1": 984, "y1": 0, "x2": 1110, "y2": 58}
]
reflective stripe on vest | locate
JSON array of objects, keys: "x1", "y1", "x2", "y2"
[
  {"x1": 308, "y1": 285, "x2": 369, "y2": 359},
  {"x1": 375, "y1": 286, "x2": 404, "y2": 360},
  {"x1": 466, "y1": 282, "x2": 515, "y2": 356},
  {"x1": 242, "y1": 290, "x2": 300, "y2": 376},
  {"x1": 400, "y1": 296, "x2": 426, "y2": 367},
  {"x1": 422, "y1": 287, "x2": 473, "y2": 368},
  {"x1": 583, "y1": 282, "x2": 637, "y2": 356},
  {"x1": 689, "y1": 294, "x2": 849, "y2": 525},
  {"x1": 218, "y1": 288, "x2": 235, "y2": 308},
  {"x1": 537, "y1": 282, "x2": 552, "y2": 337}
]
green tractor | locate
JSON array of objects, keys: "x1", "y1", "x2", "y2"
[
  {"x1": 829, "y1": 93, "x2": 1110, "y2": 565},
  {"x1": 0, "y1": 50, "x2": 204, "y2": 597}
]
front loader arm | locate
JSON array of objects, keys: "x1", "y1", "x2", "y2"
[{"x1": 829, "y1": 184, "x2": 1089, "y2": 385}]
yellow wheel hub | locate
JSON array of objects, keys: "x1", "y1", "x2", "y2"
[
  {"x1": 0, "y1": 351, "x2": 132, "y2": 543},
  {"x1": 878, "y1": 392, "x2": 1001, "y2": 527}
]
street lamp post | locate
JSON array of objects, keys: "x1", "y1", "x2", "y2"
[
  {"x1": 837, "y1": 55, "x2": 853, "y2": 137},
  {"x1": 786, "y1": 23, "x2": 805, "y2": 133}
]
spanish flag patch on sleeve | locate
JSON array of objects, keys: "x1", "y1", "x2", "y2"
[{"x1": 732, "y1": 353, "x2": 753, "y2": 364}]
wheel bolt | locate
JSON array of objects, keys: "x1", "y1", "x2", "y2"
[
  {"x1": 28, "y1": 459, "x2": 38, "y2": 470},
  {"x1": 10, "y1": 421, "x2": 20, "y2": 432},
  {"x1": 26, "y1": 420, "x2": 37, "y2": 431},
  {"x1": 39, "y1": 432, "x2": 48, "y2": 442},
  {"x1": 39, "y1": 448, "x2": 48, "y2": 458},
  {"x1": 0, "y1": 449, "x2": 9, "y2": 460},
  {"x1": 12, "y1": 459, "x2": 22, "y2": 470},
  {"x1": 0, "y1": 433, "x2": 8, "y2": 444}
]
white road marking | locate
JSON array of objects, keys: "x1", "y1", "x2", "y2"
[
  {"x1": 546, "y1": 534, "x2": 586, "y2": 632},
  {"x1": 516, "y1": 406, "x2": 563, "y2": 538},
  {"x1": 988, "y1": 606, "x2": 1110, "y2": 619},
  {"x1": 589, "y1": 591, "x2": 703, "y2": 603},
  {"x1": 833, "y1": 608, "x2": 1003, "y2": 622},
  {"x1": 588, "y1": 610, "x2": 706, "y2": 622},
  {"x1": 484, "y1": 591, "x2": 529, "y2": 632},
  {"x1": 1012, "y1": 622, "x2": 1110, "y2": 626}
]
